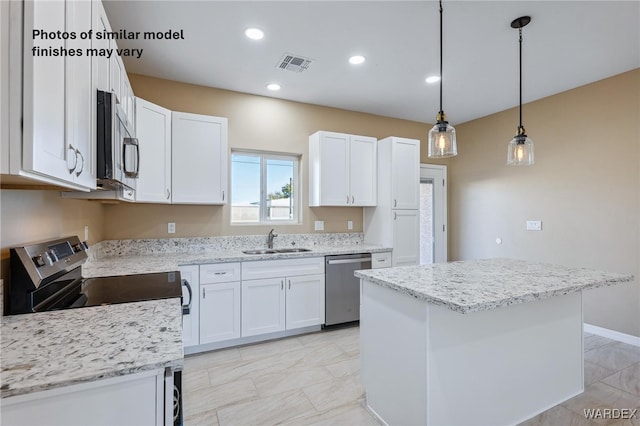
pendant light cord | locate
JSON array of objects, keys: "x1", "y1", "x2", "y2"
[
  {"x1": 518, "y1": 27, "x2": 523, "y2": 133},
  {"x1": 439, "y1": 0, "x2": 443, "y2": 116}
]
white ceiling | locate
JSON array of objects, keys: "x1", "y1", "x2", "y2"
[{"x1": 103, "y1": 1, "x2": 640, "y2": 124}]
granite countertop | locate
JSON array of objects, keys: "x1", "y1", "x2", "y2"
[
  {"x1": 83, "y1": 244, "x2": 391, "y2": 278},
  {"x1": 0, "y1": 299, "x2": 183, "y2": 399},
  {"x1": 355, "y1": 258, "x2": 634, "y2": 314}
]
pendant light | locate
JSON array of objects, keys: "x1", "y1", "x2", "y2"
[
  {"x1": 507, "y1": 16, "x2": 534, "y2": 166},
  {"x1": 428, "y1": 0, "x2": 457, "y2": 158}
]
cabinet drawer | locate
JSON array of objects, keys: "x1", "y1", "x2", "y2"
[
  {"x1": 242, "y1": 257, "x2": 324, "y2": 280},
  {"x1": 372, "y1": 252, "x2": 392, "y2": 269},
  {"x1": 200, "y1": 263, "x2": 241, "y2": 283}
]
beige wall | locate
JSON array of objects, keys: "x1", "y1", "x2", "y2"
[
  {"x1": 0, "y1": 189, "x2": 105, "y2": 280},
  {"x1": 450, "y1": 69, "x2": 640, "y2": 336},
  {"x1": 102, "y1": 74, "x2": 444, "y2": 239}
]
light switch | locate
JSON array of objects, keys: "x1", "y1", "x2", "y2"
[
  {"x1": 314, "y1": 220, "x2": 324, "y2": 231},
  {"x1": 168, "y1": 222, "x2": 176, "y2": 234},
  {"x1": 526, "y1": 220, "x2": 542, "y2": 231}
]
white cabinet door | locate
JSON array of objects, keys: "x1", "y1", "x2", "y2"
[
  {"x1": 391, "y1": 138, "x2": 420, "y2": 210},
  {"x1": 309, "y1": 131, "x2": 349, "y2": 206},
  {"x1": 317, "y1": 131, "x2": 349, "y2": 206},
  {"x1": 172, "y1": 112, "x2": 228, "y2": 204},
  {"x1": 392, "y1": 210, "x2": 420, "y2": 266},
  {"x1": 241, "y1": 277, "x2": 286, "y2": 337},
  {"x1": 110, "y1": 44, "x2": 123, "y2": 102},
  {"x1": 200, "y1": 282, "x2": 241, "y2": 344},
  {"x1": 180, "y1": 265, "x2": 199, "y2": 348},
  {"x1": 349, "y1": 135, "x2": 377, "y2": 206},
  {"x1": 65, "y1": 0, "x2": 94, "y2": 189},
  {"x1": 1, "y1": 370, "x2": 163, "y2": 426},
  {"x1": 135, "y1": 98, "x2": 171, "y2": 203},
  {"x1": 21, "y1": 1, "x2": 69, "y2": 183},
  {"x1": 92, "y1": 0, "x2": 111, "y2": 92},
  {"x1": 286, "y1": 273, "x2": 325, "y2": 330}
]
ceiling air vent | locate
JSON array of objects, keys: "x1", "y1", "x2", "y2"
[{"x1": 277, "y1": 53, "x2": 313, "y2": 73}]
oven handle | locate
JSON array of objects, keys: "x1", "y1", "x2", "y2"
[{"x1": 181, "y1": 279, "x2": 193, "y2": 315}]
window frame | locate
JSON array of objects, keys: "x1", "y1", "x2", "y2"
[{"x1": 230, "y1": 150, "x2": 301, "y2": 225}]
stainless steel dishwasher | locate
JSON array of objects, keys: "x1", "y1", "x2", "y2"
[{"x1": 325, "y1": 253, "x2": 372, "y2": 326}]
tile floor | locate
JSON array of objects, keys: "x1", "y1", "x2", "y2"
[{"x1": 182, "y1": 327, "x2": 640, "y2": 426}]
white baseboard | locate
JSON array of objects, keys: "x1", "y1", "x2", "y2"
[{"x1": 584, "y1": 323, "x2": 640, "y2": 347}]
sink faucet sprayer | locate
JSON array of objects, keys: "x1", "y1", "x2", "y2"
[{"x1": 267, "y1": 229, "x2": 278, "y2": 249}]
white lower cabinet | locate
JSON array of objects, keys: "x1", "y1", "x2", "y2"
[
  {"x1": 241, "y1": 277, "x2": 286, "y2": 337},
  {"x1": 1, "y1": 370, "x2": 164, "y2": 426},
  {"x1": 180, "y1": 265, "x2": 199, "y2": 348},
  {"x1": 286, "y1": 274, "x2": 326, "y2": 329},
  {"x1": 199, "y1": 263, "x2": 241, "y2": 344},
  {"x1": 200, "y1": 282, "x2": 241, "y2": 344},
  {"x1": 241, "y1": 257, "x2": 325, "y2": 338}
]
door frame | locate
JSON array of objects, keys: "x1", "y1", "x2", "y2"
[{"x1": 420, "y1": 164, "x2": 447, "y2": 263}]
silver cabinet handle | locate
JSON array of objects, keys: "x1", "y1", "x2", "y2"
[
  {"x1": 346, "y1": 195, "x2": 350, "y2": 204},
  {"x1": 288, "y1": 280, "x2": 291, "y2": 290},
  {"x1": 166, "y1": 189, "x2": 171, "y2": 200},
  {"x1": 202, "y1": 288, "x2": 206, "y2": 299},
  {"x1": 394, "y1": 212, "x2": 397, "y2": 220},
  {"x1": 214, "y1": 272, "x2": 226, "y2": 275},
  {"x1": 222, "y1": 190, "x2": 225, "y2": 201},
  {"x1": 281, "y1": 280, "x2": 284, "y2": 290},
  {"x1": 394, "y1": 199, "x2": 397, "y2": 207},
  {"x1": 74, "y1": 148, "x2": 84, "y2": 177},
  {"x1": 352, "y1": 195, "x2": 354, "y2": 204},
  {"x1": 67, "y1": 145, "x2": 78, "y2": 173}
]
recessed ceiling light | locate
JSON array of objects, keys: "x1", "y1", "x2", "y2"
[
  {"x1": 245, "y1": 28, "x2": 264, "y2": 40},
  {"x1": 267, "y1": 83, "x2": 281, "y2": 91},
  {"x1": 349, "y1": 55, "x2": 366, "y2": 65},
  {"x1": 426, "y1": 75, "x2": 441, "y2": 84}
]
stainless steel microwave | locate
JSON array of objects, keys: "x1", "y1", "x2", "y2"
[{"x1": 96, "y1": 90, "x2": 138, "y2": 191}]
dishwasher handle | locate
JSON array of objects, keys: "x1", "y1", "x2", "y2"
[{"x1": 326, "y1": 257, "x2": 372, "y2": 265}]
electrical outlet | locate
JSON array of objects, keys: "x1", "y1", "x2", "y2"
[
  {"x1": 347, "y1": 220, "x2": 353, "y2": 230},
  {"x1": 526, "y1": 220, "x2": 542, "y2": 231},
  {"x1": 314, "y1": 220, "x2": 324, "y2": 231},
  {"x1": 168, "y1": 222, "x2": 176, "y2": 234},
  {"x1": 84, "y1": 225, "x2": 89, "y2": 241}
]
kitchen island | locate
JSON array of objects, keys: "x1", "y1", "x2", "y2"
[
  {"x1": 0, "y1": 299, "x2": 183, "y2": 425},
  {"x1": 354, "y1": 258, "x2": 634, "y2": 426}
]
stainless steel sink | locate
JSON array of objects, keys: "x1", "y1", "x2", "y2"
[
  {"x1": 242, "y1": 249, "x2": 278, "y2": 254},
  {"x1": 274, "y1": 248, "x2": 311, "y2": 253},
  {"x1": 241, "y1": 248, "x2": 312, "y2": 255}
]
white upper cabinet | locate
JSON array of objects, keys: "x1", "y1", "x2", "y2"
[
  {"x1": 309, "y1": 131, "x2": 377, "y2": 207},
  {"x1": 135, "y1": 98, "x2": 171, "y2": 203},
  {"x1": 16, "y1": 0, "x2": 95, "y2": 190},
  {"x1": 171, "y1": 112, "x2": 228, "y2": 204},
  {"x1": 390, "y1": 137, "x2": 420, "y2": 210}
]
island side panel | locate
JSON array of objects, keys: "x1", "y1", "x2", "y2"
[
  {"x1": 360, "y1": 280, "x2": 428, "y2": 425},
  {"x1": 426, "y1": 291, "x2": 584, "y2": 425}
]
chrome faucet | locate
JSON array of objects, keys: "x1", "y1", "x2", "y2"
[{"x1": 267, "y1": 229, "x2": 278, "y2": 249}]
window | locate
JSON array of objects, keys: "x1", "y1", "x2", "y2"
[{"x1": 231, "y1": 151, "x2": 299, "y2": 224}]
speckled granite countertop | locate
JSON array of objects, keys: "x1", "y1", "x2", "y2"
[
  {"x1": 83, "y1": 237, "x2": 390, "y2": 278},
  {"x1": 1, "y1": 299, "x2": 183, "y2": 399},
  {"x1": 355, "y1": 258, "x2": 634, "y2": 314}
]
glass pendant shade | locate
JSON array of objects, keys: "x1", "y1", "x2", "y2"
[
  {"x1": 506, "y1": 135, "x2": 534, "y2": 166},
  {"x1": 428, "y1": 122, "x2": 457, "y2": 158}
]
